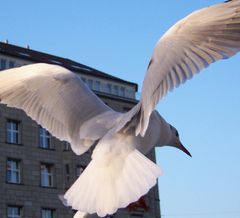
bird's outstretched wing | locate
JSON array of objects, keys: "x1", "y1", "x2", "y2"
[
  {"x1": 136, "y1": 0, "x2": 240, "y2": 136},
  {"x1": 0, "y1": 63, "x2": 114, "y2": 154}
]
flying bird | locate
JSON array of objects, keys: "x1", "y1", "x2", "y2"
[{"x1": 0, "y1": 0, "x2": 240, "y2": 217}]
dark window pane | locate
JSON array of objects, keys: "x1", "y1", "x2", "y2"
[
  {"x1": 41, "y1": 164, "x2": 53, "y2": 187},
  {"x1": 7, "y1": 206, "x2": 21, "y2": 218},
  {"x1": 1, "y1": 59, "x2": 6, "y2": 69},
  {"x1": 6, "y1": 159, "x2": 20, "y2": 184},
  {"x1": 6, "y1": 120, "x2": 20, "y2": 144},
  {"x1": 12, "y1": 133, "x2": 17, "y2": 144},
  {"x1": 9, "y1": 61, "x2": 15, "y2": 68},
  {"x1": 39, "y1": 127, "x2": 51, "y2": 149},
  {"x1": 42, "y1": 209, "x2": 53, "y2": 218}
]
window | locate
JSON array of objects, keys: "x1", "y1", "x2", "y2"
[
  {"x1": 6, "y1": 120, "x2": 20, "y2": 144},
  {"x1": 41, "y1": 209, "x2": 54, "y2": 218},
  {"x1": 94, "y1": 81, "x2": 101, "y2": 91},
  {"x1": 106, "y1": 83, "x2": 112, "y2": 94},
  {"x1": 76, "y1": 165, "x2": 85, "y2": 177},
  {"x1": 40, "y1": 164, "x2": 53, "y2": 187},
  {"x1": 120, "y1": 87, "x2": 125, "y2": 97},
  {"x1": 87, "y1": 79, "x2": 93, "y2": 89},
  {"x1": 7, "y1": 206, "x2": 22, "y2": 218},
  {"x1": 9, "y1": 61, "x2": 15, "y2": 68},
  {"x1": 1, "y1": 58, "x2": 7, "y2": 70},
  {"x1": 39, "y1": 127, "x2": 51, "y2": 149},
  {"x1": 125, "y1": 89, "x2": 135, "y2": 99},
  {"x1": 7, "y1": 159, "x2": 21, "y2": 184},
  {"x1": 113, "y1": 85, "x2": 119, "y2": 95},
  {"x1": 63, "y1": 142, "x2": 70, "y2": 151}
]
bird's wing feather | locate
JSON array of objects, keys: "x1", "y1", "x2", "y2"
[
  {"x1": 0, "y1": 63, "x2": 113, "y2": 154},
  {"x1": 137, "y1": 0, "x2": 240, "y2": 136}
]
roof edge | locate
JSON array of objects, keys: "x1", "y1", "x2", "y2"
[{"x1": 0, "y1": 42, "x2": 138, "y2": 91}]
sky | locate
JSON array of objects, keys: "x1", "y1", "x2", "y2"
[{"x1": 1, "y1": 0, "x2": 240, "y2": 217}]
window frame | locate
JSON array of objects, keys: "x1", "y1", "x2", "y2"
[
  {"x1": 6, "y1": 119, "x2": 21, "y2": 145},
  {"x1": 9, "y1": 60, "x2": 15, "y2": 68},
  {"x1": 120, "y1": 86, "x2": 126, "y2": 97},
  {"x1": 7, "y1": 205, "x2": 22, "y2": 218},
  {"x1": 41, "y1": 208, "x2": 54, "y2": 218},
  {"x1": 40, "y1": 163, "x2": 54, "y2": 188},
  {"x1": 87, "y1": 79, "x2": 93, "y2": 89},
  {"x1": 113, "y1": 85, "x2": 119, "y2": 95},
  {"x1": 1, "y1": 58, "x2": 7, "y2": 70},
  {"x1": 63, "y1": 141, "x2": 70, "y2": 151},
  {"x1": 39, "y1": 126, "x2": 52, "y2": 149},
  {"x1": 6, "y1": 158, "x2": 21, "y2": 184},
  {"x1": 106, "y1": 83, "x2": 112, "y2": 94},
  {"x1": 94, "y1": 80, "x2": 101, "y2": 91}
]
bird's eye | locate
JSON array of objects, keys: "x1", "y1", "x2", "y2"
[{"x1": 176, "y1": 131, "x2": 179, "y2": 138}]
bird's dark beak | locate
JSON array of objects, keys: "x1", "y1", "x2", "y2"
[{"x1": 176, "y1": 142, "x2": 192, "y2": 157}]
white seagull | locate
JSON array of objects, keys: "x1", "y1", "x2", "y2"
[{"x1": 0, "y1": 0, "x2": 240, "y2": 217}]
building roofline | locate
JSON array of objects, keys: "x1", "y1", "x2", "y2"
[
  {"x1": 95, "y1": 91, "x2": 138, "y2": 104},
  {"x1": 0, "y1": 42, "x2": 138, "y2": 91}
]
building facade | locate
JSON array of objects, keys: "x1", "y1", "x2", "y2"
[{"x1": 0, "y1": 42, "x2": 161, "y2": 218}]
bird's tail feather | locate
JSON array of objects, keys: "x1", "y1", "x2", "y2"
[
  {"x1": 73, "y1": 211, "x2": 101, "y2": 218},
  {"x1": 63, "y1": 149, "x2": 162, "y2": 217},
  {"x1": 73, "y1": 211, "x2": 86, "y2": 218}
]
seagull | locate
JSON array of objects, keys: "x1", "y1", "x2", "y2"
[{"x1": 0, "y1": 0, "x2": 240, "y2": 217}]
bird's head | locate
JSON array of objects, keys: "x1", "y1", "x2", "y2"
[{"x1": 168, "y1": 124, "x2": 192, "y2": 157}]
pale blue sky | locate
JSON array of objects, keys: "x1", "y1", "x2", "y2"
[{"x1": 1, "y1": 1, "x2": 240, "y2": 217}]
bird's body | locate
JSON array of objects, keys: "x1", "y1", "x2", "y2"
[{"x1": 0, "y1": 0, "x2": 240, "y2": 217}]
